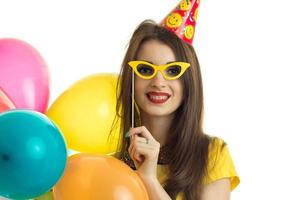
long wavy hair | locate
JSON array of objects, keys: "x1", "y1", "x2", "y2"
[{"x1": 112, "y1": 20, "x2": 211, "y2": 199}]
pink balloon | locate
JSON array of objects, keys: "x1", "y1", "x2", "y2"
[
  {"x1": 0, "y1": 87, "x2": 15, "y2": 112},
  {"x1": 0, "y1": 38, "x2": 49, "y2": 113}
]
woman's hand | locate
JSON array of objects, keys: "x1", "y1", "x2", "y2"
[{"x1": 128, "y1": 126, "x2": 160, "y2": 180}]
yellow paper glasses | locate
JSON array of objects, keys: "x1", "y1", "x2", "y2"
[{"x1": 128, "y1": 60, "x2": 190, "y2": 80}]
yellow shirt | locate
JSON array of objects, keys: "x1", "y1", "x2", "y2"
[{"x1": 157, "y1": 138, "x2": 240, "y2": 200}]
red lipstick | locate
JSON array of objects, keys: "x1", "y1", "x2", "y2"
[{"x1": 146, "y1": 92, "x2": 171, "y2": 104}]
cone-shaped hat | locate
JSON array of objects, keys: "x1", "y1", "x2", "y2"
[{"x1": 160, "y1": 0, "x2": 200, "y2": 45}]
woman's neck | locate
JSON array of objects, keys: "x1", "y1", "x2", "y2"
[{"x1": 140, "y1": 112, "x2": 174, "y2": 146}]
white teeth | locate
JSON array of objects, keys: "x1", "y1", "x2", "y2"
[{"x1": 149, "y1": 95, "x2": 168, "y2": 100}]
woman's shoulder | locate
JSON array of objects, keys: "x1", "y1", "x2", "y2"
[
  {"x1": 206, "y1": 137, "x2": 226, "y2": 172},
  {"x1": 209, "y1": 137, "x2": 226, "y2": 149},
  {"x1": 205, "y1": 136, "x2": 240, "y2": 191}
]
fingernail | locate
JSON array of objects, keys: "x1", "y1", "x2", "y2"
[{"x1": 125, "y1": 131, "x2": 130, "y2": 138}]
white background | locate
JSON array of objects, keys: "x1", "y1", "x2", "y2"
[{"x1": 1, "y1": 0, "x2": 300, "y2": 199}]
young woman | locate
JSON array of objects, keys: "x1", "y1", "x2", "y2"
[{"x1": 113, "y1": 19, "x2": 239, "y2": 200}]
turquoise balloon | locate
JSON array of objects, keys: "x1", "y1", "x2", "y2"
[{"x1": 0, "y1": 110, "x2": 67, "y2": 199}]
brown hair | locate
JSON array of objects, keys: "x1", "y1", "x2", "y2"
[{"x1": 113, "y1": 20, "x2": 211, "y2": 199}]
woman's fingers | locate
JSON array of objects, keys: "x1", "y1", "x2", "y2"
[
  {"x1": 131, "y1": 135, "x2": 159, "y2": 157},
  {"x1": 132, "y1": 143, "x2": 159, "y2": 160},
  {"x1": 133, "y1": 134, "x2": 160, "y2": 148},
  {"x1": 128, "y1": 135, "x2": 159, "y2": 162},
  {"x1": 134, "y1": 136, "x2": 147, "y2": 144},
  {"x1": 127, "y1": 127, "x2": 161, "y2": 168},
  {"x1": 128, "y1": 126, "x2": 155, "y2": 141},
  {"x1": 128, "y1": 135, "x2": 143, "y2": 163}
]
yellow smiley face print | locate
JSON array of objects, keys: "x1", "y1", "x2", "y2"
[
  {"x1": 184, "y1": 25, "x2": 194, "y2": 40},
  {"x1": 166, "y1": 13, "x2": 182, "y2": 28},
  {"x1": 193, "y1": 8, "x2": 198, "y2": 21},
  {"x1": 180, "y1": 0, "x2": 191, "y2": 11}
]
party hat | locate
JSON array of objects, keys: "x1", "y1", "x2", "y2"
[{"x1": 160, "y1": 0, "x2": 200, "y2": 45}]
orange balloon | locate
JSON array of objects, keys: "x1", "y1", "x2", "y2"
[
  {"x1": 0, "y1": 88, "x2": 15, "y2": 112},
  {"x1": 53, "y1": 154, "x2": 149, "y2": 200}
]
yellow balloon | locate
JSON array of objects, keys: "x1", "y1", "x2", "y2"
[{"x1": 47, "y1": 73, "x2": 121, "y2": 154}]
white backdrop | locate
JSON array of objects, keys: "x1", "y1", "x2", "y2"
[{"x1": 1, "y1": 0, "x2": 300, "y2": 199}]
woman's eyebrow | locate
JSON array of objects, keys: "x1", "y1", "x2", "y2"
[
  {"x1": 138, "y1": 60, "x2": 177, "y2": 65},
  {"x1": 166, "y1": 61, "x2": 178, "y2": 64},
  {"x1": 140, "y1": 60, "x2": 153, "y2": 64}
]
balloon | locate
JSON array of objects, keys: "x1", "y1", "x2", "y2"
[
  {"x1": 0, "y1": 38, "x2": 49, "y2": 113},
  {"x1": 0, "y1": 88, "x2": 15, "y2": 112},
  {"x1": 0, "y1": 195, "x2": 34, "y2": 200},
  {"x1": 47, "y1": 73, "x2": 121, "y2": 154},
  {"x1": 53, "y1": 154, "x2": 149, "y2": 200},
  {"x1": 0, "y1": 196, "x2": 10, "y2": 200},
  {"x1": 34, "y1": 190, "x2": 53, "y2": 200},
  {"x1": 0, "y1": 110, "x2": 67, "y2": 199}
]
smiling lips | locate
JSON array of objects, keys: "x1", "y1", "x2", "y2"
[{"x1": 146, "y1": 91, "x2": 171, "y2": 104}]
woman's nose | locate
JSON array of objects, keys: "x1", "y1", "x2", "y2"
[{"x1": 150, "y1": 71, "x2": 167, "y2": 88}]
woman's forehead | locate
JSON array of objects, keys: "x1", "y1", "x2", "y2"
[{"x1": 136, "y1": 40, "x2": 176, "y2": 65}]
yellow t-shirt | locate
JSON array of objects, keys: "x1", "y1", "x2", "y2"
[{"x1": 157, "y1": 138, "x2": 240, "y2": 200}]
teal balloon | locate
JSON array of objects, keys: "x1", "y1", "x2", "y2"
[{"x1": 0, "y1": 110, "x2": 67, "y2": 199}]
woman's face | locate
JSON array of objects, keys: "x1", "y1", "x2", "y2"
[{"x1": 134, "y1": 39, "x2": 184, "y2": 117}]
